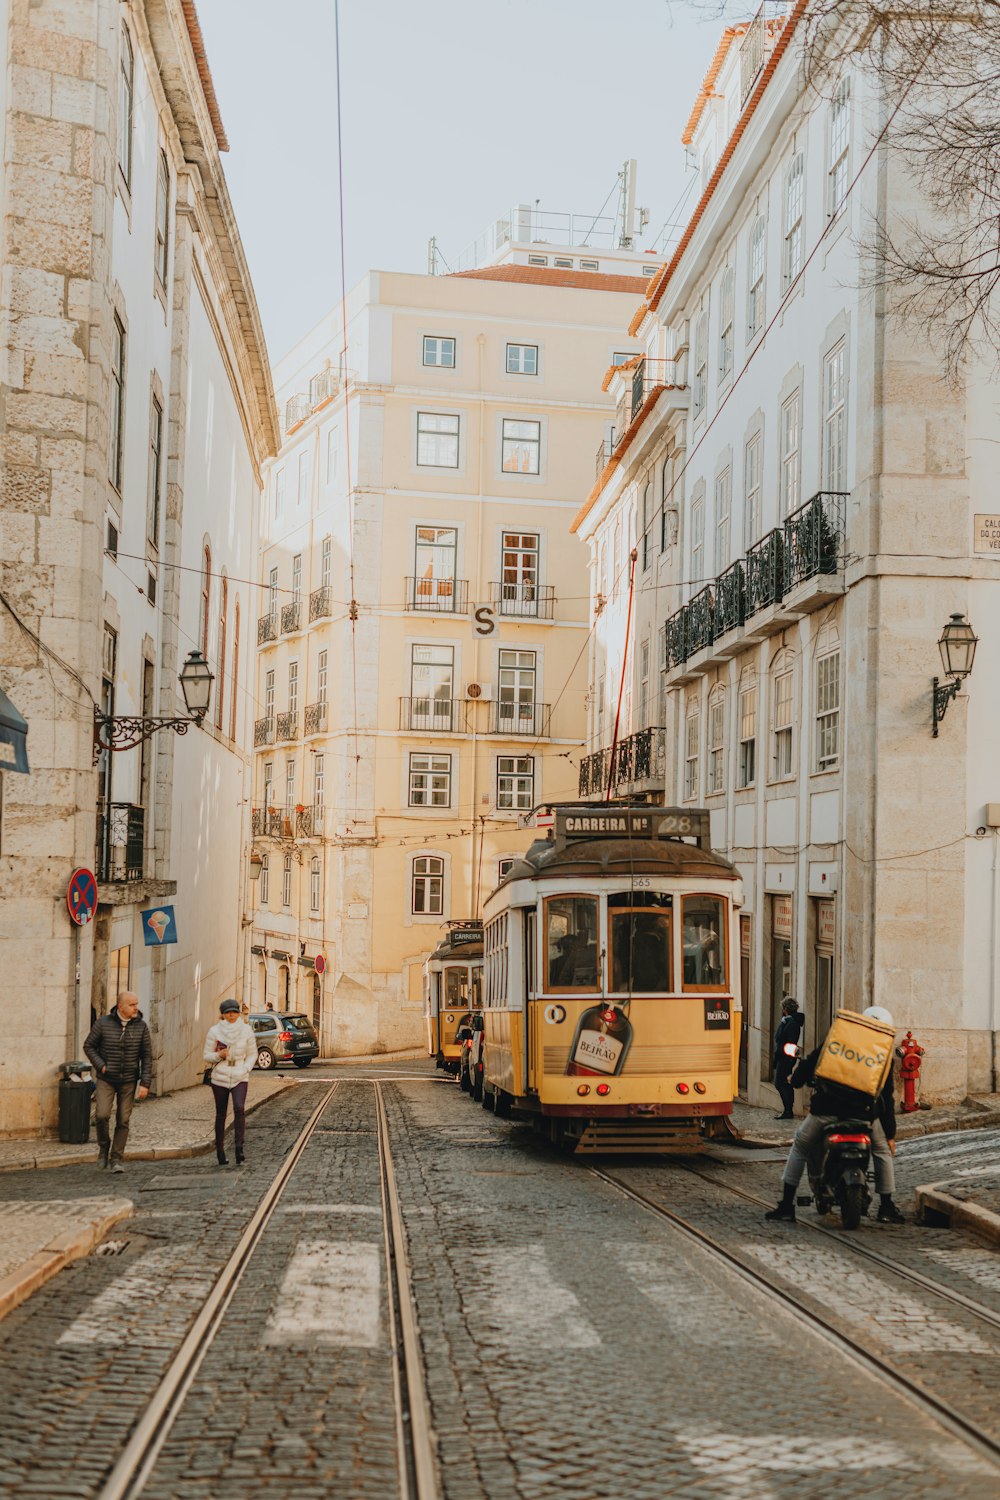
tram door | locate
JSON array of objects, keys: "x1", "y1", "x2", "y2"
[
  {"x1": 814, "y1": 899, "x2": 835, "y2": 1045},
  {"x1": 738, "y1": 915, "x2": 751, "y2": 1092},
  {"x1": 767, "y1": 895, "x2": 793, "y2": 1080}
]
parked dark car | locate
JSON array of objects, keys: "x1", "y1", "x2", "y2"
[{"x1": 250, "y1": 1011, "x2": 319, "y2": 1069}]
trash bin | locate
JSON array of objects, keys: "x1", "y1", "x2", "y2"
[{"x1": 58, "y1": 1062, "x2": 94, "y2": 1144}]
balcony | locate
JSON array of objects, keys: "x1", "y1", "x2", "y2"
[
  {"x1": 578, "y1": 747, "x2": 610, "y2": 797},
  {"x1": 284, "y1": 393, "x2": 309, "y2": 432},
  {"x1": 488, "y1": 700, "x2": 551, "y2": 738},
  {"x1": 578, "y1": 728, "x2": 666, "y2": 800},
  {"x1": 714, "y1": 560, "x2": 746, "y2": 639},
  {"x1": 405, "y1": 577, "x2": 469, "y2": 614},
  {"x1": 739, "y1": 3, "x2": 788, "y2": 106},
  {"x1": 254, "y1": 717, "x2": 275, "y2": 747},
  {"x1": 304, "y1": 701, "x2": 327, "y2": 736},
  {"x1": 614, "y1": 357, "x2": 677, "y2": 435},
  {"x1": 686, "y1": 586, "x2": 715, "y2": 655},
  {"x1": 309, "y1": 368, "x2": 338, "y2": 407},
  {"x1": 399, "y1": 697, "x2": 468, "y2": 734},
  {"x1": 745, "y1": 529, "x2": 784, "y2": 616},
  {"x1": 296, "y1": 804, "x2": 325, "y2": 838},
  {"x1": 595, "y1": 438, "x2": 613, "y2": 482},
  {"x1": 97, "y1": 802, "x2": 145, "y2": 882},
  {"x1": 275, "y1": 711, "x2": 298, "y2": 741},
  {"x1": 489, "y1": 581, "x2": 555, "y2": 620},
  {"x1": 309, "y1": 585, "x2": 333, "y2": 622},
  {"x1": 281, "y1": 600, "x2": 301, "y2": 634},
  {"x1": 783, "y1": 491, "x2": 846, "y2": 592},
  {"x1": 251, "y1": 805, "x2": 287, "y2": 838},
  {"x1": 257, "y1": 612, "x2": 278, "y2": 646}
]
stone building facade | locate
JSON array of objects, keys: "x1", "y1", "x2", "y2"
[{"x1": 0, "y1": 0, "x2": 276, "y2": 1132}]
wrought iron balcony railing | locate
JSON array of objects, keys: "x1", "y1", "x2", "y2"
[
  {"x1": 281, "y1": 600, "x2": 301, "y2": 634},
  {"x1": 254, "y1": 716, "x2": 275, "y2": 747},
  {"x1": 686, "y1": 586, "x2": 715, "y2": 655},
  {"x1": 578, "y1": 747, "x2": 610, "y2": 797},
  {"x1": 405, "y1": 577, "x2": 469, "y2": 613},
  {"x1": 251, "y1": 805, "x2": 286, "y2": 838},
  {"x1": 284, "y1": 394, "x2": 309, "y2": 431},
  {"x1": 97, "y1": 802, "x2": 145, "y2": 882},
  {"x1": 309, "y1": 585, "x2": 333, "y2": 622},
  {"x1": 745, "y1": 528, "x2": 785, "y2": 615},
  {"x1": 578, "y1": 728, "x2": 666, "y2": 798},
  {"x1": 664, "y1": 608, "x2": 689, "y2": 669},
  {"x1": 303, "y1": 701, "x2": 327, "y2": 736},
  {"x1": 595, "y1": 438, "x2": 614, "y2": 481},
  {"x1": 275, "y1": 711, "x2": 298, "y2": 742},
  {"x1": 399, "y1": 697, "x2": 467, "y2": 734},
  {"x1": 714, "y1": 560, "x2": 746, "y2": 639},
  {"x1": 488, "y1": 700, "x2": 551, "y2": 738},
  {"x1": 782, "y1": 490, "x2": 847, "y2": 592},
  {"x1": 296, "y1": 804, "x2": 325, "y2": 838},
  {"x1": 489, "y1": 581, "x2": 555, "y2": 620},
  {"x1": 614, "y1": 357, "x2": 679, "y2": 438},
  {"x1": 257, "y1": 612, "x2": 278, "y2": 646}
]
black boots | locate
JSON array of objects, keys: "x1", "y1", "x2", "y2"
[
  {"x1": 877, "y1": 1196, "x2": 905, "y2": 1224},
  {"x1": 217, "y1": 1149, "x2": 229, "y2": 1166},
  {"x1": 235, "y1": 1148, "x2": 245, "y2": 1166},
  {"x1": 765, "y1": 1186, "x2": 796, "y2": 1222}
]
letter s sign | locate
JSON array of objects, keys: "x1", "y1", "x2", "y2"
[{"x1": 474, "y1": 605, "x2": 496, "y2": 636}]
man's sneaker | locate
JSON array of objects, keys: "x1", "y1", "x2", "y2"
[
  {"x1": 765, "y1": 1201, "x2": 796, "y2": 1222},
  {"x1": 877, "y1": 1201, "x2": 905, "y2": 1224},
  {"x1": 109, "y1": 1161, "x2": 124, "y2": 1175}
]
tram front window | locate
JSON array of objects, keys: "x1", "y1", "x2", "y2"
[
  {"x1": 545, "y1": 895, "x2": 598, "y2": 990},
  {"x1": 445, "y1": 967, "x2": 470, "y2": 1007},
  {"x1": 471, "y1": 967, "x2": 483, "y2": 1009},
  {"x1": 609, "y1": 894, "x2": 671, "y2": 993},
  {"x1": 682, "y1": 895, "x2": 727, "y2": 988}
]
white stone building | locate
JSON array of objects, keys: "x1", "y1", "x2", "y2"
[
  {"x1": 574, "y1": 6, "x2": 1000, "y2": 1105},
  {"x1": 0, "y1": 0, "x2": 276, "y2": 1131}
]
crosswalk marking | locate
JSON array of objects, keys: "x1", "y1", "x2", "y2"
[
  {"x1": 465, "y1": 1245, "x2": 600, "y2": 1349},
  {"x1": 263, "y1": 1241, "x2": 381, "y2": 1347},
  {"x1": 58, "y1": 1246, "x2": 213, "y2": 1347}
]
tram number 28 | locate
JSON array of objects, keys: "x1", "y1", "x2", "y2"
[{"x1": 658, "y1": 815, "x2": 695, "y2": 835}]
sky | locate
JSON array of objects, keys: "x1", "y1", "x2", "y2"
[{"x1": 197, "y1": 0, "x2": 730, "y2": 365}]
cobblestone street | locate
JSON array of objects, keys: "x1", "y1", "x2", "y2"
[{"x1": 0, "y1": 1065, "x2": 999, "y2": 1498}]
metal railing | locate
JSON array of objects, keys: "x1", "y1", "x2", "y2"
[
  {"x1": 664, "y1": 609, "x2": 689, "y2": 669},
  {"x1": 284, "y1": 394, "x2": 309, "y2": 431},
  {"x1": 489, "y1": 582, "x2": 555, "y2": 619},
  {"x1": 405, "y1": 577, "x2": 469, "y2": 613},
  {"x1": 254, "y1": 717, "x2": 275, "y2": 747},
  {"x1": 251, "y1": 805, "x2": 286, "y2": 838},
  {"x1": 304, "y1": 702, "x2": 327, "y2": 736},
  {"x1": 309, "y1": 585, "x2": 333, "y2": 622},
  {"x1": 257, "y1": 612, "x2": 278, "y2": 645},
  {"x1": 488, "y1": 700, "x2": 551, "y2": 738},
  {"x1": 578, "y1": 747, "x2": 610, "y2": 797},
  {"x1": 745, "y1": 528, "x2": 785, "y2": 615},
  {"x1": 783, "y1": 491, "x2": 847, "y2": 592},
  {"x1": 275, "y1": 711, "x2": 298, "y2": 741},
  {"x1": 739, "y1": 3, "x2": 789, "y2": 106},
  {"x1": 578, "y1": 727, "x2": 666, "y2": 798},
  {"x1": 97, "y1": 802, "x2": 144, "y2": 882},
  {"x1": 595, "y1": 438, "x2": 614, "y2": 481},
  {"x1": 714, "y1": 561, "x2": 746, "y2": 639},
  {"x1": 686, "y1": 586, "x2": 715, "y2": 655},
  {"x1": 399, "y1": 697, "x2": 467, "y2": 734},
  {"x1": 296, "y1": 804, "x2": 325, "y2": 837},
  {"x1": 281, "y1": 600, "x2": 301, "y2": 634},
  {"x1": 309, "y1": 368, "x2": 338, "y2": 407}
]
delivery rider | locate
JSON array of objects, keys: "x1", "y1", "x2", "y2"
[{"x1": 765, "y1": 1005, "x2": 905, "y2": 1225}]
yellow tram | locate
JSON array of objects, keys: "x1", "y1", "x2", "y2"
[
  {"x1": 423, "y1": 920, "x2": 484, "y2": 1075},
  {"x1": 480, "y1": 806, "x2": 742, "y2": 1151}
]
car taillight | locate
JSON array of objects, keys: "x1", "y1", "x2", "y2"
[
  {"x1": 693, "y1": 1081, "x2": 707, "y2": 1095},
  {"x1": 827, "y1": 1133, "x2": 870, "y2": 1144},
  {"x1": 279, "y1": 1031, "x2": 293, "y2": 1042},
  {"x1": 577, "y1": 1084, "x2": 591, "y2": 1096},
  {"x1": 675, "y1": 1082, "x2": 690, "y2": 1095},
  {"x1": 465, "y1": 1039, "x2": 472, "y2": 1049},
  {"x1": 596, "y1": 1083, "x2": 611, "y2": 1096}
]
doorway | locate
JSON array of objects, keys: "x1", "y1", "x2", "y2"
[
  {"x1": 814, "y1": 898, "x2": 835, "y2": 1045},
  {"x1": 738, "y1": 914, "x2": 751, "y2": 1092},
  {"x1": 767, "y1": 895, "x2": 793, "y2": 1080}
]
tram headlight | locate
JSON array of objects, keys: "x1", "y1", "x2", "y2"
[
  {"x1": 576, "y1": 1084, "x2": 591, "y2": 1096},
  {"x1": 693, "y1": 1081, "x2": 707, "y2": 1095},
  {"x1": 596, "y1": 1083, "x2": 611, "y2": 1096},
  {"x1": 675, "y1": 1082, "x2": 690, "y2": 1095}
]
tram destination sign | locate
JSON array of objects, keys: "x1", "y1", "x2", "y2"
[
  {"x1": 557, "y1": 808, "x2": 709, "y2": 844},
  {"x1": 447, "y1": 927, "x2": 483, "y2": 946}
]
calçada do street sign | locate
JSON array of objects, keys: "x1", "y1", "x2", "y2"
[{"x1": 67, "y1": 867, "x2": 98, "y2": 926}]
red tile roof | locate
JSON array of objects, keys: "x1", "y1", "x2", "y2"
[
  {"x1": 450, "y1": 265, "x2": 651, "y2": 294},
  {"x1": 682, "y1": 26, "x2": 745, "y2": 147},
  {"x1": 181, "y1": 1, "x2": 229, "y2": 152}
]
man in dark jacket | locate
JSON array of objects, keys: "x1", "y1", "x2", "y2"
[
  {"x1": 84, "y1": 991, "x2": 152, "y2": 1173},
  {"x1": 772, "y1": 997, "x2": 803, "y2": 1119},
  {"x1": 765, "y1": 1004, "x2": 904, "y2": 1225}
]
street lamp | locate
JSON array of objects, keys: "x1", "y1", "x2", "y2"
[
  {"x1": 93, "y1": 649, "x2": 215, "y2": 761},
  {"x1": 932, "y1": 613, "x2": 978, "y2": 737}
]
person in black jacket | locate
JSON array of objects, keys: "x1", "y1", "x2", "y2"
[
  {"x1": 772, "y1": 997, "x2": 803, "y2": 1119},
  {"x1": 765, "y1": 1005, "x2": 904, "y2": 1225},
  {"x1": 84, "y1": 991, "x2": 152, "y2": 1173}
]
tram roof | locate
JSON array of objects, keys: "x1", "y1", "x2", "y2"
[{"x1": 429, "y1": 923, "x2": 484, "y2": 961}]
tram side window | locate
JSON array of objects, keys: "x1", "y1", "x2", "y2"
[
  {"x1": 609, "y1": 894, "x2": 672, "y2": 993},
  {"x1": 682, "y1": 895, "x2": 727, "y2": 989},
  {"x1": 545, "y1": 895, "x2": 599, "y2": 990},
  {"x1": 445, "y1": 967, "x2": 469, "y2": 1007},
  {"x1": 471, "y1": 966, "x2": 482, "y2": 1009}
]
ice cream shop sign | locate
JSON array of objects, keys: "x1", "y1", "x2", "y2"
[{"x1": 142, "y1": 906, "x2": 178, "y2": 946}]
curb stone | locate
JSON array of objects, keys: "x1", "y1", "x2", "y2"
[
  {"x1": 0, "y1": 1198, "x2": 133, "y2": 1323},
  {"x1": 915, "y1": 1184, "x2": 1000, "y2": 1249}
]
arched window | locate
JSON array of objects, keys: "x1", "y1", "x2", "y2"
[
  {"x1": 229, "y1": 600, "x2": 240, "y2": 741},
  {"x1": 737, "y1": 665, "x2": 757, "y2": 789},
  {"x1": 641, "y1": 481, "x2": 651, "y2": 571},
  {"x1": 259, "y1": 853, "x2": 269, "y2": 905},
  {"x1": 747, "y1": 217, "x2": 766, "y2": 339},
  {"x1": 411, "y1": 855, "x2": 444, "y2": 915},
  {"x1": 771, "y1": 648, "x2": 796, "y2": 780},
  {"x1": 216, "y1": 574, "x2": 228, "y2": 731},
  {"x1": 200, "y1": 544, "x2": 212, "y2": 657},
  {"x1": 708, "y1": 684, "x2": 726, "y2": 794},
  {"x1": 684, "y1": 698, "x2": 701, "y2": 801}
]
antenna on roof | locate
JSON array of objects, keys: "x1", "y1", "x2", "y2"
[
  {"x1": 616, "y1": 160, "x2": 649, "y2": 249},
  {"x1": 427, "y1": 236, "x2": 439, "y2": 275}
]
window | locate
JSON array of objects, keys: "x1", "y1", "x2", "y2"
[
  {"x1": 641, "y1": 482, "x2": 651, "y2": 571},
  {"x1": 259, "y1": 854, "x2": 269, "y2": 905},
  {"x1": 714, "y1": 469, "x2": 731, "y2": 574},
  {"x1": 661, "y1": 457, "x2": 672, "y2": 552},
  {"x1": 423, "y1": 336, "x2": 455, "y2": 367},
  {"x1": 147, "y1": 396, "x2": 163, "y2": 547},
  {"x1": 297, "y1": 452, "x2": 309, "y2": 505},
  {"x1": 612, "y1": 352, "x2": 634, "y2": 367},
  {"x1": 738, "y1": 679, "x2": 756, "y2": 788},
  {"x1": 409, "y1": 752, "x2": 451, "y2": 807},
  {"x1": 109, "y1": 315, "x2": 125, "y2": 490},
  {"x1": 285, "y1": 758, "x2": 296, "y2": 810},
  {"x1": 326, "y1": 427, "x2": 339, "y2": 483},
  {"x1": 417, "y1": 412, "x2": 460, "y2": 468},
  {"x1": 497, "y1": 755, "x2": 534, "y2": 811},
  {"x1": 310, "y1": 857, "x2": 321, "y2": 913},
  {"x1": 554, "y1": 257, "x2": 573, "y2": 269},
  {"x1": 154, "y1": 151, "x2": 169, "y2": 287},
  {"x1": 822, "y1": 343, "x2": 846, "y2": 492},
  {"x1": 412, "y1": 855, "x2": 444, "y2": 914},
  {"x1": 274, "y1": 469, "x2": 285, "y2": 516},
  {"x1": 744, "y1": 433, "x2": 762, "y2": 549},
  {"x1": 500, "y1": 532, "x2": 539, "y2": 614},
  {"x1": 815, "y1": 651, "x2": 840, "y2": 770},
  {"x1": 545, "y1": 895, "x2": 598, "y2": 991},
  {"x1": 709, "y1": 691, "x2": 725, "y2": 793},
  {"x1": 265, "y1": 669, "x2": 274, "y2": 723},
  {"x1": 685, "y1": 710, "x2": 700, "y2": 800},
  {"x1": 200, "y1": 545, "x2": 211, "y2": 657},
  {"x1": 828, "y1": 79, "x2": 851, "y2": 219},
  {"x1": 216, "y1": 575, "x2": 227, "y2": 732},
  {"x1": 501, "y1": 418, "x2": 541, "y2": 475},
  {"x1": 410, "y1": 644, "x2": 455, "y2": 727},
  {"x1": 691, "y1": 492, "x2": 705, "y2": 584},
  {"x1": 498, "y1": 648, "x2": 536, "y2": 731},
  {"x1": 288, "y1": 660, "x2": 298, "y2": 717},
  {"x1": 230, "y1": 602, "x2": 239, "y2": 742},
  {"x1": 609, "y1": 893, "x2": 672, "y2": 994},
  {"x1": 638, "y1": 639, "x2": 650, "y2": 728},
  {"x1": 718, "y1": 267, "x2": 734, "y2": 381},
  {"x1": 313, "y1": 753, "x2": 325, "y2": 811},
  {"x1": 321, "y1": 536, "x2": 332, "y2": 588},
  {"x1": 268, "y1": 566, "x2": 278, "y2": 616},
  {"x1": 413, "y1": 525, "x2": 458, "y2": 609},
  {"x1": 263, "y1": 760, "x2": 273, "y2": 806},
  {"x1": 506, "y1": 343, "x2": 538, "y2": 375},
  {"x1": 580, "y1": 259, "x2": 599, "y2": 272},
  {"x1": 118, "y1": 24, "x2": 134, "y2": 187},
  {"x1": 528, "y1": 254, "x2": 548, "y2": 266},
  {"x1": 773, "y1": 665, "x2": 794, "y2": 778},
  {"x1": 682, "y1": 894, "x2": 727, "y2": 989},
  {"x1": 747, "y1": 216, "x2": 766, "y2": 339},
  {"x1": 779, "y1": 391, "x2": 801, "y2": 520},
  {"x1": 282, "y1": 854, "x2": 292, "y2": 909},
  {"x1": 292, "y1": 554, "x2": 302, "y2": 602},
  {"x1": 693, "y1": 307, "x2": 709, "y2": 417},
  {"x1": 498, "y1": 857, "x2": 516, "y2": 881},
  {"x1": 317, "y1": 650, "x2": 328, "y2": 706},
  {"x1": 783, "y1": 153, "x2": 804, "y2": 289}
]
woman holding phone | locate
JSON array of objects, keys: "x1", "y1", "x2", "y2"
[
  {"x1": 772, "y1": 997, "x2": 804, "y2": 1120},
  {"x1": 203, "y1": 998, "x2": 257, "y2": 1165}
]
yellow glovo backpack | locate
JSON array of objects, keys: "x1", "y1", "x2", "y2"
[{"x1": 812, "y1": 1008, "x2": 895, "y2": 1100}]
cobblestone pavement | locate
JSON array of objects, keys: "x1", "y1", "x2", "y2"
[{"x1": 0, "y1": 1066, "x2": 999, "y2": 1498}]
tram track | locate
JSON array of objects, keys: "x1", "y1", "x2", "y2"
[
  {"x1": 96, "y1": 1079, "x2": 440, "y2": 1500},
  {"x1": 587, "y1": 1162, "x2": 1000, "y2": 1474}
]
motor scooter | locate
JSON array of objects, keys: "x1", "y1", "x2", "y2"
[{"x1": 798, "y1": 1118, "x2": 872, "y2": 1230}]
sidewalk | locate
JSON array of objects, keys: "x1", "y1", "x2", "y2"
[{"x1": 730, "y1": 1091, "x2": 1000, "y2": 1147}]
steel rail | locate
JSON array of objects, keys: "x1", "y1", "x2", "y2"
[
  {"x1": 587, "y1": 1163, "x2": 1000, "y2": 1472},
  {"x1": 373, "y1": 1081, "x2": 441, "y2": 1500},
  {"x1": 98, "y1": 1082, "x2": 340, "y2": 1500},
  {"x1": 675, "y1": 1159, "x2": 1000, "y2": 1334}
]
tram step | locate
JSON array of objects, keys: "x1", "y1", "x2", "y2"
[{"x1": 573, "y1": 1121, "x2": 704, "y2": 1155}]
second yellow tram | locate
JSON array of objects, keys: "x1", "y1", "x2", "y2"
[
  {"x1": 480, "y1": 805, "x2": 742, "y2": 1151},
  {"x1": 423, "y1": 920, "x2": 484, "y2": 1075}
]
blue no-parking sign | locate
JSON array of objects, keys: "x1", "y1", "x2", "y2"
[{"x1": 67, "y1": 868, "x2": 97, "y2": 926}]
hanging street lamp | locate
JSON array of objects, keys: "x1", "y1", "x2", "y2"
[
  {"x1": 932, "y1": 613, "x2": 978, "y2": 737},
  {"x1": 93, "y1": 649, "x2": 215, "y2": 761}
]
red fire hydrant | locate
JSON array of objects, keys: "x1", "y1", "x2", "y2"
[{"x1": 897, "y1": 1031, "x2": 925, "y2": 1113}]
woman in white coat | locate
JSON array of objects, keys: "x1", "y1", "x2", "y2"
[{"x1": 204, "y1": 998, "x2": 257, "y2": 1165}]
